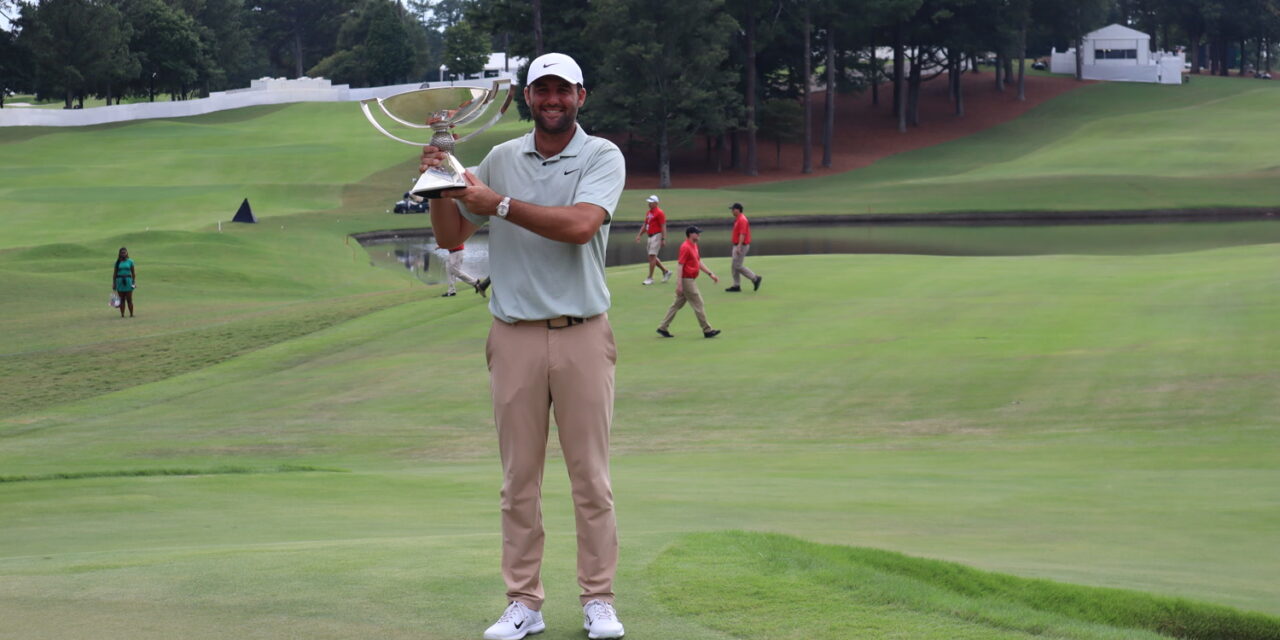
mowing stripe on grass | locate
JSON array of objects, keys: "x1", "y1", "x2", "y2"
[
  {"x1": 0, "y1": 463, "x2": 345, "y2": 484},
  {"x1": 0, "y1": 289, "x2": 428, "y2": 419}
]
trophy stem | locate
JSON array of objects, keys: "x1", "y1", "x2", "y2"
[{"x1": 430, "y1": 129, "x2": 455, "y2": 154}]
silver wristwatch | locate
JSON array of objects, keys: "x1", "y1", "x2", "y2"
[{"x1": 496, "y1": 196, "x2": 511, "y2": 219}]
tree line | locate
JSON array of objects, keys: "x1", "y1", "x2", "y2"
[
  {"x1": 0, "y1": 0, "x2": 450, "y2": 109},
  {"x1": 469, "y1": 0, "x2": 1279, "y2": 185},
  {"x1": 2, "y1": 0, "x2": 1278, "y2": 184}
]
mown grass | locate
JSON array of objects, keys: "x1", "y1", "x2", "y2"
[
  {"x1": 2, "y1": 250, "x2": 1278, "y2": 640},
  {"x1": 628, "y1": 75, "x2": 1280, "y2": 218},
  {"x1": 5, "y1": 76, "x2": 1280, "y2": 252},
  {"x1": 0, "y1": 103, "x2": 518, "y2": 418},
  {"x1": 1, "y1": 77, "x2": 1279, "y2": 638},
  {"x1": 0, "y1": 286, "x2": 424, "y2": 416},
  {"x1": 0, "y1": 102, "x2": 521, "y2": 249},
  {"x1": 0, "y1": 463, "x2": 341, "y2": 484},
  {"x1": 652, "y1": 531, "x2": 1280, "y2": 640},
  {"x1": 0, "y1": 220, "x2": 434, "y2": 416}
]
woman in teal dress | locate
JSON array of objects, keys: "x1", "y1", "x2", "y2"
[{"x1": 112, "y1": 247, "x2": 137, "y2": 317}]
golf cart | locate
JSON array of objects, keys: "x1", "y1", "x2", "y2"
[{"x1": 394, "y1": 192, "x2": 429, "y2": 214}]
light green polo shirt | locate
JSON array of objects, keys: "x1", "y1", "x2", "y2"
[{"x1": 458, "y1": 124, "x2": 626, "y2": 323}]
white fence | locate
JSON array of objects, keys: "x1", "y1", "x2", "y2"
[
  {"x1": 1050, "y1": 48, "x2": 1184, "y2": 85},
  {"x1": 0, "y1": 75, "x2": 517, "y2": 127}
]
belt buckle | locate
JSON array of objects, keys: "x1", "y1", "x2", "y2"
[{"x1": 546, "y1": 316, "x2": 581, "y2": 330}]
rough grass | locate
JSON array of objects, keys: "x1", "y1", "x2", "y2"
[{"x1": 652, "y1": 531, "x2": 1280, "y2": 640}]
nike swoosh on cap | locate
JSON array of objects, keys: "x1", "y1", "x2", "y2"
[{"x1": 543, "y1": 62, "x2": 559, "y2": 67}]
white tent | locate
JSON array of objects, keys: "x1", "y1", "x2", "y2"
[
  {"x1": 1083, "y1": 24, "x2": 1151, "y2": 66},
  {"x1": 1051, "y1": 24, "x2": 1183, "y2": 85}
]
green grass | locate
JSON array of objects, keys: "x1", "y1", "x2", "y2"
[
  {"x1": 5, "y1": 76, "x2": 1280, "y2": 252},
  {"x1": 653, "y1": 531, "x2": 1280, "y2": 640},
  {"x1": 2, "y1": 77, "x2": 1280, "y2": 637},
  {"x1": 0, "y1": 222, "x2": 436, "y2": 416},
  {"x1": 0, "y1": 464, "x2": 341, "y2": 484},
  {"x1": 630, "y1": 75, "x2": 1280, "y2": 219},
  {"x1": 0, "y1": 102, "x2": 521, "y2": 249},
  {"x1": 2, "y1": 250, "x2": 1279, "y2": 638},
  {"x1": 0, "y1": 285, "x2": 425, "y2": 416}
]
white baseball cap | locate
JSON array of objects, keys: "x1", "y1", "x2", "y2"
[
  {"x1": 527, "y1": 52, "x2": 585, "y2": 88},
  {"x1": 646, "y1": 195, "x2": 659, "y2": 203}
]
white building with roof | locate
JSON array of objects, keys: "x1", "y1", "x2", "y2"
[
  {"x1": 1051, "y1": 24, "x2": 1184, "y2": 85},
  {"x1": 436, "y1": 53, "x2": 526, "y2": 84}
]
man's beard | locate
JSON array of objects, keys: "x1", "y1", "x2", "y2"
[{"x1": 533, "y1": 109, "x2": 575, "y2": 135}]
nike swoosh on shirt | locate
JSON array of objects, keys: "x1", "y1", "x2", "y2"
[{"x1": 564, "y1": 168, "x2": 580, "y2": 175}]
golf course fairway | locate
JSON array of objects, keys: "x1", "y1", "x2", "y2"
[{"x1": 2, "y1": 74, "x2": 1279, "y2": 638}]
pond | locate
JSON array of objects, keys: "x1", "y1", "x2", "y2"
[{"x1": 359, "y1": 219, "x2": 1280, "y2": 286}]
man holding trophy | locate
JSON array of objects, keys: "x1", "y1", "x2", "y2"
[{"x1": 417, "y1": 53, "x2": 626, "y2": 640}]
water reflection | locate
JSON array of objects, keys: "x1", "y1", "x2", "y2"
[
  {"x1": 365, "y1": 237, "x2": 490, "y2": 285},
  {"x1": 362, "y1": 219, "x2": 1280, "y2": 281}
]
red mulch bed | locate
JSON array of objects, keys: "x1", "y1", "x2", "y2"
[{"x1": 616, "y1": 71, "x2": 1089, "y2": 191}]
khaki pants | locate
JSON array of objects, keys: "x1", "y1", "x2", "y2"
[
  {"x1": 486, "y1": 314, "x2": 618, "y2": 609},
  {"x1": 446, "y1": 251, "x2": 479, "y2": 294},
  {"x1": 731, "y1": 244, "x2": 758, "y2": 287},
  {"x1": 659, "y1": 278, "x2": 712, "y2": 333},
  {"x1": 646, "y1": 234, "x2": 663, "y2": 256}
]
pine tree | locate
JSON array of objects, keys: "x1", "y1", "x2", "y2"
[
  {"x1": 442, "y1": 20, "x2": 488, "y2": 78},
  {"x1": 586, "y1": 0, "x2": 739, "y2": 188},
  {"x1": 364, "y1": 0, "x2": 415, "y2": 84}
]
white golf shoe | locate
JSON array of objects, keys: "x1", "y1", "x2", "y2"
[
  {"x1": 661, "y1": 270, "x2": 672, "y2": 283},
  {"x1": 483, "y1": 601, "x2": 544, "y2": 640},
  {"x1": 582, "y1": 599, "x2": 625, "y2": 639},
  {"x1": 642, "y1": 278, "x2": 654, "y2": 285}
]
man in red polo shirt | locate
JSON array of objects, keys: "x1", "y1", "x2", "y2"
[
  {"x1": 725, "y1": 202, "x2": 762, "y2": 292},
  {"x1": 656, "y1": 225, "x2": 721, "y2": 338},
  {"x1": 634, "y1": 194, "x2": 672, "y2": 285}
]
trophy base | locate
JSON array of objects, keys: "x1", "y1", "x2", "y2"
[{"x1": 411, "y1": 154, "x2": 468, "y2": 199}]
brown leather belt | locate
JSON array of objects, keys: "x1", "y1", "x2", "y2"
[{"x1": 510, "y1": 314, "x2": 597, "y2": 329}]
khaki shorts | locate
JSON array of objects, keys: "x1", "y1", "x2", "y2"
[{"x1": 646, "y1": 234, "x2": 663, "y2": 256}]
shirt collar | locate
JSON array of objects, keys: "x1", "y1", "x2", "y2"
[{"x1": 521, "y1": 123, "x2": 588, "y2": 162}]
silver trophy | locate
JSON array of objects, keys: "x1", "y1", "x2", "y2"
[{"x1": 360, "y1": 80, "x2": 513, "y2": 197}]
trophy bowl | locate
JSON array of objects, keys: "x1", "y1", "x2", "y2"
[{"x1": 361, "y1": 79, "x2": 513, "y2": 198}]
